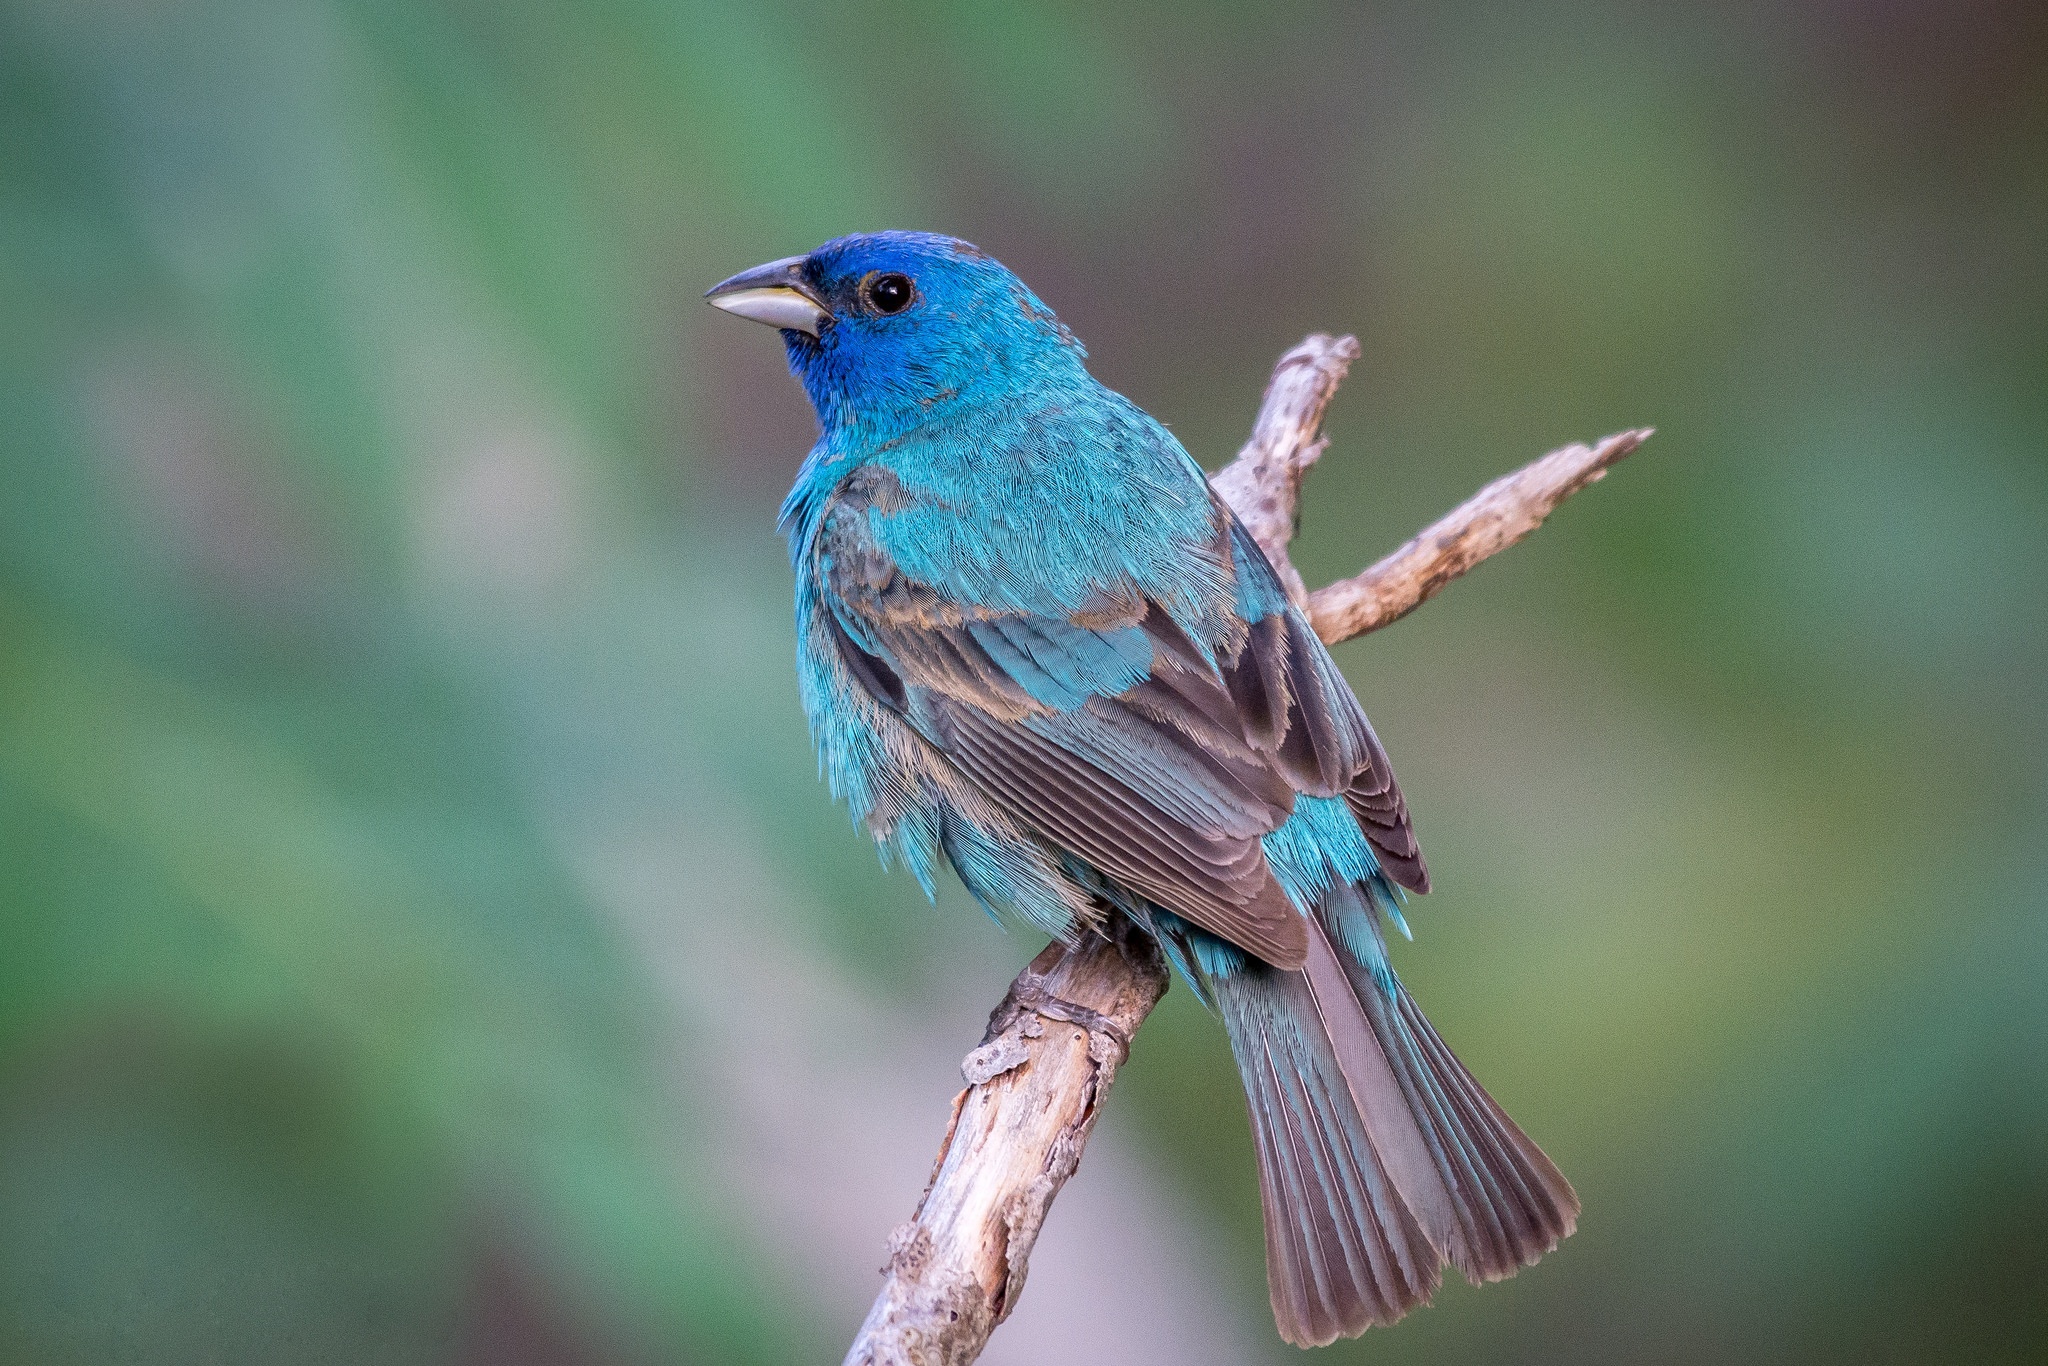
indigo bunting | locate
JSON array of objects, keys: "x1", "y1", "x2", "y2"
[{"x1": 707, "y1": 232, "x2": 1576, "y2": 1346}]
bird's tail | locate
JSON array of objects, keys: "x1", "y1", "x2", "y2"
[{"x1": 1203, "y1": 882, "x2": 1578, "y2": 1347}]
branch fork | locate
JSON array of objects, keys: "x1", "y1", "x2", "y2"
[{"x1": 845, "y1": 335, "x2": 1651, "y2": 1366}]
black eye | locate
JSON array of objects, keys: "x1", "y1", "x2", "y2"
[{"x1": 864, "y1": 272, "x2": 914, "y2": 315}]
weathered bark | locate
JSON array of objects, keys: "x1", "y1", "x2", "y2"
[
  {"x1": 843, "y1": 335, "x2": 1652, "y2": 1366},
  {"x1": 1208, "y1": 332, "x2": 1364, "y2": 613},
  {"x1": 843, "y1": 919, "x2": 1168, "y2": 1366},
  {"x1": 1304, "y1": 427, "x2": 1651, "y2": 643}
]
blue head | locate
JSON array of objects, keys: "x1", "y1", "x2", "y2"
[{"x1": 706, "y1": 232, "x2": 1089, "y2": 438}]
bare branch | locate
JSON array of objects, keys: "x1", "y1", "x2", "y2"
[
  {"x1": 1305, "y1": 428, "x2": 1652, "y2": 643},
  {"x1": 1207, "y1": 332, "x2": 1362, "y2": 610},
  {"x1": 844, "y1": 920, "x2": 1168, "y2": 1366},
  {"x1": 842, "y1": 335, "x2": 1651, "y2": 1366}
]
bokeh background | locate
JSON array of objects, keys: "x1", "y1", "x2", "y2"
[{"x1": 3, "y1": 1, "x2": 2044, "y2": 1362}]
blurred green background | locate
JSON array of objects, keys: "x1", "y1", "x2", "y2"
[{"x1": 2, "y1": 1, "x2": 2043, "y2": 1362}]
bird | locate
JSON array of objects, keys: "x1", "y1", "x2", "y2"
[{"x1": 705, "y1": 231, "x2": 1577, "y2": 1347}]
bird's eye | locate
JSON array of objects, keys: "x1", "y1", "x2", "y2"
[{"x1": 864, "y1": 272, "x2": 915, "y2": 315}]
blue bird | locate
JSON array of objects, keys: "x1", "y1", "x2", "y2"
[{"x1": 707, "y1": 232, "x2": 1576, "y2": 1346}]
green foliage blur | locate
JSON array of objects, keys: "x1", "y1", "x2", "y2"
[{"x1": 2, "y1": 2, "x2": 2043, "y2": 1362}]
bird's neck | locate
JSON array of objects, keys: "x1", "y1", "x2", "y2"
[{"x1": 787, "y1": 325, "x2": 1089, "y2": 444}]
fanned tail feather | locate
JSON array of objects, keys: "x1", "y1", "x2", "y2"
[
  {"x1": 1208, "y1": 885, "x2": 1577, "y2": 1345},
  {"x1": 1224, "y1": 961, "x2": 1442, "y2": 1343}
]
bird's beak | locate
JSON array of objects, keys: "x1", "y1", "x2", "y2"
[{"x1": 704, "y1": 256, "x2": 832, "y2": 336}]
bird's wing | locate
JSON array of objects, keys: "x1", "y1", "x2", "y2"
[
  {"x1": 816, "y1": 478, "x2": 1425, "y2": 969},
  {"x1": 1211, "y1": 506, "x2": 1427, "y2": 892}
]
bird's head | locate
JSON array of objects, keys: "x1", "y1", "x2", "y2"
[{"x1": 705, "y1": 231, "x2": 1087, "y2": 435}]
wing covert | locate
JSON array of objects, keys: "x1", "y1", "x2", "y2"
[{"x1": 813, "y1": 477, "x2": 1426, "y2": 969}]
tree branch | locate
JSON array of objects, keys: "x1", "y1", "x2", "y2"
[
  {"x1": 843, "y1": 335, "x2": 1652, "y2": 1366},
  {"x1": 1304, "y1": 426, "x2": 1650, "y2": 644},
  {"x1": 844, "y1": 919, "x2": 1168, "y2": 1366},
  {"x1": 1208, "y1": 332, "x2": 1363, "y2": 613}
]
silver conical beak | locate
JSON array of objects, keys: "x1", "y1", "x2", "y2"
[{"x1": 704, "y1": 255, "x2": 831, "y2": 336}]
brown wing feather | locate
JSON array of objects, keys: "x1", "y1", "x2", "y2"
[
  {"x1": 930, "y1": 697, "x2": 1310, "y2": 969},
  {"x1": 1346, "y1": 751, "x2": 1429, "y2": 893},
  {"x1": 1222, "y1": 507, "x2": 1430, "y2": 891}
]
